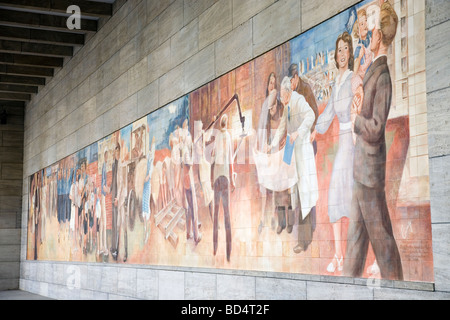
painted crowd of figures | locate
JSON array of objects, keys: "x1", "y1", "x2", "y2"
[{"x1": 29, "y1": 1, "x2": 405, "y2": 280}]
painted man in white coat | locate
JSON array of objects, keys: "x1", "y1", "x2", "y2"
[{"x1": 269, "y1": 76, "x2": 319, "y2": 254}]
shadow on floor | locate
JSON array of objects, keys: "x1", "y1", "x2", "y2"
[{"x1": 0, "y1": 290, "x2": 54, "y2": 300}]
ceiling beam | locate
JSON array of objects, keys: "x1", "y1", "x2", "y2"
[
  {"x1": 0, "y1": 82, "x2": 38, "y2": 94},
  {"x1": 0, "y1": 52, "x2": 64, "y2": 68},
  {"x1": 0, "y1": 1, "x2": 121, "y2": 106},
  {"x1": 0, "y1": 74, "x2": 45, "y2": 86},
  {"x1": 0, "y1": 100, "x2": 25, "y2": 108},
  {"x1": 0, "y1": 0, "x2": 113, "y2": 18},
  {"x1": 0, "y1": 92, "x2": 31, "y2": 101},
  {"x1": 0, "y1": 8, "x2": 98, "y2": 33},
  {"x1": 0, "y1": 39, "x2": 73, "y2": 57},
  {"x1": 0, "y1": 83, "x2": 38, "y2": 94},
  {"x1": 0, "y1": 64, "x2": 54, "y2": 77},
  {"x1": 0, "y1": 25, "x2": 85, "y2": 46}
]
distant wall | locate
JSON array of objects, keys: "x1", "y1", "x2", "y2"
[{"x1": 0, "y1": 101, "x2": 23, "y2": 290}]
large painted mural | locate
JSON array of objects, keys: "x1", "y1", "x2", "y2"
[{"x1": 27, "y1": 0, "x2": 433, "y2": 283}]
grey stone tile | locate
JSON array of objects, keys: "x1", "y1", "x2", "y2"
[
  {"x1": 232, "y1": 0, "x2": 275, "y2": 29},
  {"x1": 119, "y1": 94, "x2": 138, "y2": 129},
  {"x1": 184, "y1": 44, "x2": 215, "y2": 93},
  {"x1": 87, "y1": 265, "x2": 103, "y2": 292},
  {"x1": 301, "y1": 0, "x2": 357, "y2": 31},
  {"x1": 108, "y1": 293, "x2": 139, "y2": 300},
  {"x1": 43, "y1": 262, "x2": 54, "y2": 284},
  {"x1": 216, "y1": 274, "x2": 256, "y2": 300},
  {"x1": 0, "y1": 262, "x2": 20, "y2": 279},
  {"x1": 35, "y1": 262, "x2": 46, "y2": 282},
  {"x1": 159, "y1": 64, "x2": 185, "y2": 106},
  {"x1": 306, "y1": 281, "x2": 374, "y2": 300},
  {"x1": 103, "y1": 106, "x2": 121, "y2": 138},
  {"x1": 65, "y1": 131, "x2": 78, "y2": 158},
  {"x1": 425, "y1": 0, "x2": 450, "y2": 29},
  {"x1": 68, "y1": 264, "x2": 86, "y2": 292},
  {"x1": 100, "y1": 266, "x2": 119, "y2": 295},
  {"x1": 374, "y1": 286, "x2": 450, "y2": 300},
  {"x1": 53, "y1": 264, "x2": 65, "y2": 286},
  {"x1": 117, "y1": 267, "x2": 137, "y2": 298},
  {"x1": 0, "y1": 246, "x2": 20, "y2": 262},
  {"x1": 429, "y1": 155, "x2": 450, "y2": 223},
  {"x1": 184, "y1": 272, "x2": 216, "y2": 300},
  {"x1": 57, "y1": 283, "x2": 82, "y2": 300},
  {"x1": 136, "y1": 268, "x2": 159, "y2": 300},
  {"x1": 76, "y1": 124, "x2": 91, "y2": 151},
  {"x1": 137, "y1": 79, "x2": 159, "y2": 118},
  {"x1": 215, "y1": 19, "x2": 253, "y2": 77},
  {"x1": 137, "y1": 20, "x2": 159, "y2": 62},
  {"x1": 100, "y1": 52, "x2": 122, "y2": 93},
  {"x1": 158, "y1": 0, "x2": 184, "y2": 45},
  {"x1": 432, "y1": 223, "x2": 450, "y2": 292},
  {"x1": 171, "y1": 18, "x2": 199, "y2": 67},
  {"x1": 0, "y1": 213, "x2": 17, "y2": 229},
  {"x1": 427, "y1": 86, "x2": 450, "y2": 158},
  {"x1": 252, "y1": 0, "x2": 301, "y2": 58},
  {"x1": 198, "y1": 0, "x2": 232, "y2": 50},
  {"x1": 256, "y1": 277, "x2": 306, "y2": 300},
  {"x1": 79, "y1": 288, "x2": 108, "y2": 300},
  {"x1": 158, "y1": 270, "x2": 185, "y2": 300},
  {"x1": 148, "y1": 39, "x2": 173, "y2": 84},
  {"x1": 127, "y1": 0, "x2": 146, "y2": 39},
  {"x1": 119, "y1": 37, "x2": 138, "y2": 78},
  {"x1": 100, "y1": 73, "x2": 129, "y2": 118},
  {"x1": 128, "y1": 57, "x2": 148, "y2": 96},
  {"x1": 425, "y1": 19, "x2": 450, "y2": 93},
  {"x1": 147, "y1": 0, "x2": 175, "y2": 24},
  {"x1": 0, "y1": 279, "x2": 19, "y2": 291},
  {"x1": 184, "y1": 0, "x2": 219, "y2": 25},
  {"x1": 89, "y1": 115, "x2": 104, "y2": 146}
]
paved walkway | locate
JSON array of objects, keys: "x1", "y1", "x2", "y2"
[{"x1": 0, "y1": 290, "x2": 54, "y2": 300}]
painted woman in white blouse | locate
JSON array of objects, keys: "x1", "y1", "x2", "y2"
[{"x1": 314, "y1": 32, "x2": 358, "y2": 274}]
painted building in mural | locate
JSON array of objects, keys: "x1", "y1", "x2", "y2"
[{"x1": 27, "y1": 0, "x2": 433, "y2": 283}]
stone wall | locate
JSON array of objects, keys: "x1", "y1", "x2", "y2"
[
  {"x1": 19, "y1": 0, "x2": 450, "y2": 299},
  {"x1": 0, "y1": 101, "x2": 23, "y2": 290},
  {"x1": 426, "y1": 0, "x2": 450, "y2": 293}
]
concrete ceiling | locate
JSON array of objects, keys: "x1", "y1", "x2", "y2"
[{"x1": 0, "y1": 0, "x2": 126, "y2": 110}]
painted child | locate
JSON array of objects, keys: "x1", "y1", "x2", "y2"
[{"x1": 354, "y1": 9, "x2": 373, "y2": 81}]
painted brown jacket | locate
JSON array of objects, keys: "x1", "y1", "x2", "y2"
[{"x1": 353, "y1": 55, "x2": 392, "y2": 189}]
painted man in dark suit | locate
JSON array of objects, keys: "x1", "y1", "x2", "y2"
[{"x1": 344, "y1": 2, "x2": 403, "y2": 280}]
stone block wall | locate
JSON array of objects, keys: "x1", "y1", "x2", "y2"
[
  {"x1": 426, "y1": 0, "x2": 450, "y2": 293},
  {"x1": 19, "y1": 0, "x2": 450, "y2": 299},
  {"x1": 0, "y1": 102, "x2": 23, "y2": 290}
]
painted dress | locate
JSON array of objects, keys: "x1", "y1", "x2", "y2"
[{"x1": 315, "y1": 69, "x2": 355, "y2": 223}]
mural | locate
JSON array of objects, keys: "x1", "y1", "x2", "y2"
[{"x1": 27, "y1": 0, "x2": 433, "y2": 283}]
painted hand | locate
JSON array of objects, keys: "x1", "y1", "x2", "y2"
[
  {"x1": 290, "y1": 131, "x2": 299, "y2": 144},
  {"x1": 359, "y1": 45, "x2": 365, "y2": 59},
  {"x1": 310, "y1": 129, "x2": 317, "y2": 143},
  {"x1": 352, "y1": 86, "x2": 364, "y2": 115}
]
